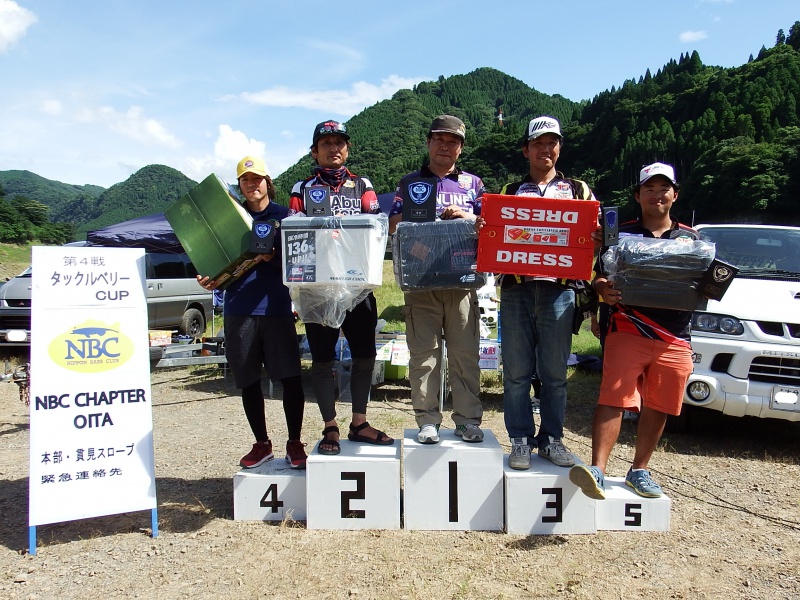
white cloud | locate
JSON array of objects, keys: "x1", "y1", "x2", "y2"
[
  {"x1": 182, "y1": 125, "x2": 311, "y2": 182},
  {"x1": 213, "y1": 124, "x2": 266, "y2": 165},
  {"x1": 240, "y1": 75, "x2": 423, "y2": 116},
  {"x1": 40, "y1": 99, "x2": 62, "y2": 116},
  {"x1": 74, "y1": 105, "x2": 181, "y2": 148},
  {"x1": 680, "y1": 30, "x2": 708, "y2": 43},
  {"x1": 0, "y1": 0, "x2": 36, "y2": 53},
  {"x1": 182, "y1": 124, "x2": 267, "y2": 181}
]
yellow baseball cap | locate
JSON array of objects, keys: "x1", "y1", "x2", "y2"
[{"x1": 236, "y1": 156, "x2": 271, "y2": 179}]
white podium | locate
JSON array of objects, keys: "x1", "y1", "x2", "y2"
[
  {"x1": 504, "y1": 458, "x2": 597, "y2": 535},
  {"x1": 306, "y1": 439, "x2": 401, "y2": 530},
  {"x1": 233, "y1": 458, "x2": 307, "y2": 522},
  {"x1": 595, "y1": 477, "x2": 671, "y2": 531},
  {"x1": 403, "y1": 428, "x2": 504, "y2": 531}
]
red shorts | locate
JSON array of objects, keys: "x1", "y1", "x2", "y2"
[{"x1": 598, "y1": 332, "x2": 693, "y2": 416}]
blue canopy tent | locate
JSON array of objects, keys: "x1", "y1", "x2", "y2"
[{"x1": 86, "y1": 213, "x2": 184, "y2": 254}]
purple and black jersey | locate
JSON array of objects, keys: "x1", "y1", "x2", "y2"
[{"x1": 389, "y1": 165, "x2": 483, "y2": 218}]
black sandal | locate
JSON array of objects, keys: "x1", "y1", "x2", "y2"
[
  {"x1": 347, "y1": 421, "x2": 393, "y2": 445},
  {"x1": 318, "y1": 425, "x2": 341, "y2": 455}
]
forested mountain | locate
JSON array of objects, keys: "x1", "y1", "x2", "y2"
[
  {"x1": 274, "y1": 68, "x2": 581, "y2": 199},
  {"x1": 567, "y1": 43, "x2": 800, "y2": 223},
  {"x1": 75, "y1": 165, "x2": 197, "y2": 236},
  {"x1": 1, "y1": 19, "x2": 798, "y2": 244},
  {"x1": 0, "y1": 170, "x2": 104, "y2": 221},
  {"x1": 276, "y1": 25, "x2": 800, "y2": 225},
  {"x1": 0, "y1": 165, "x2": 196, "y2": 243}
]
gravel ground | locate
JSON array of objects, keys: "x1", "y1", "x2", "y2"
[{"x1": 1, "y1": 363, "x2": 799, "y2": 599}]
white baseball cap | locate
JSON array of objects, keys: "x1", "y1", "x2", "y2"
[
  {"x1": 639, "y1": 162, "x2": 676, "y2": 185},
  {"x1": 526, "y1": 116, "x2": 562, "y2": 140}
]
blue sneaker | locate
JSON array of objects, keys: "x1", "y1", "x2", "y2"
[
  {"x1": 625, "y1": 468, "x2": 663, "y2": 498},
  {"x1": 569, "y1": 464, "x2": 606, "y2": 500}
]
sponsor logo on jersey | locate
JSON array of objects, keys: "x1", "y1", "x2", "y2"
[{"x1": 332, "y1": 196, "x2": 362, "y2": 215}]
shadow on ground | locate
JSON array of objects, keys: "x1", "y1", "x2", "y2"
[
  {"x1": 0, "y1": 475, "x2": 244, "y2": 553},
  {"x1": 565, "y1": 371, "x2": 800, "y2": 462}
]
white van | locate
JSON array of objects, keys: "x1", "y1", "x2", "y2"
[{"x1": 684, "y1": 224, "x2": 800, "y2": 422}]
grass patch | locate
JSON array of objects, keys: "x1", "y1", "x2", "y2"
[{"x1": 0, "y1": 242, "x2": 33, "y2": 281}]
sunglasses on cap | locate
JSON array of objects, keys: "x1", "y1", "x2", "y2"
[{"x1": 319, "y1": 122, "x2": 346, "y2": 135}]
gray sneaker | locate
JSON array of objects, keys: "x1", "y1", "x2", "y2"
[
  {"x1": 455, "y1": 423, "x2": 484, "y2": 443},
  {"x1": 417, "y1": 424, "x2": 440, "y2": 444},
  {"x1": 569, "y1": 464, "x2": 606, "y2": 500},
  {"x1": 538, "y1": 436, "x2": 576, "y2": 467},
  {"x1": 508, "y1": 438, "x2": 531, "y2": 470}
]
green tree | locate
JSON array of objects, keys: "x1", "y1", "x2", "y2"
[{"x1": 11, "y1": 197, "x2": 50, "y2": 226}]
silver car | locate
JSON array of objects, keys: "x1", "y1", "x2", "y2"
[
  {"x1": 0, "y1": 253, "x2": 212, "y2": 347},
  {"x1": 0, "y1": 266, "x2": 33, "y2": 346}
]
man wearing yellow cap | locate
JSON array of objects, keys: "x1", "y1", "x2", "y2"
[{"x1": 197, "y1": 156, "x2": 307, "y2": 469}]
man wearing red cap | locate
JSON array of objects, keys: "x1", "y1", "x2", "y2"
[
  {"x1": 570, "y1": 162, "x2": 698, "y2": 499},
  {"x1": 197, "y1": 156, "x2": 307, "y2": 470},
  {"x1": 290, "y1": 120, "x2": 391, "y2": 455}
]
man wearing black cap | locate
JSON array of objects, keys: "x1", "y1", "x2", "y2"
[
  {"x1": 388, "y1": 115, "x2": 485, "y2": 445},
  {"x1": 290, "y1": 120, "x2": 391, "y2": 455},
  {"x1": 500, "y1": 116, "x2": 596, "y2": 471}
]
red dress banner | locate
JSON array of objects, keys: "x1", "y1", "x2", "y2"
[{"x1": 477, "y1": 194, "x2": 599, "y2": 280}]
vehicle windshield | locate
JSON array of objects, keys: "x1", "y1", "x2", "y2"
[
  {"x1": 16, "y1": 267, "x2": 32, "y2": 278},
  {"x1": 699, "y1": 226, "x2": 800, "y2": 275}
]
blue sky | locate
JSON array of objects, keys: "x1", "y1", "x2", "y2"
[{"x1": 0, "y1": 0, "x2": 796, "y2": 189}]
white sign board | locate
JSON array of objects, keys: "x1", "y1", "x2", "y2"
[{"x1": 28, "y1": 246, "x2": 157, "y2": 526}]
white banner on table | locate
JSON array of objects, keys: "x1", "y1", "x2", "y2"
[{"x1": 28, "y1": 246, "x2": 156, "y2": 526}]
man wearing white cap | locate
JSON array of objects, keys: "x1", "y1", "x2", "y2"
[
  {"x1": 500, "y1": 115, "x2": 595, "y2": 471},
  {"x1": 570, "y1": 162, "x2": 698, "y2": 499}
]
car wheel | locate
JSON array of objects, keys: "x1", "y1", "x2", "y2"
[
  {"x1": 179, "y1": 308, "x2": 205, "y2": 337},
  {"x1": 149, "y1": 345, "x2": 164, "y2": 370}
]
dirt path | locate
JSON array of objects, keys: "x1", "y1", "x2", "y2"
[{"x1": 1, "y1": 365, "x2": 799, "y2": 599}]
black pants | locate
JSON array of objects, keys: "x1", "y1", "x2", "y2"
[{"x1": 306, "y1": 293, "x2": 378, "y2": 422}]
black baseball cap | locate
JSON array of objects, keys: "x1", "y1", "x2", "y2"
[{"x1": 312, "y1": 120, "x2": 350, "y2": 145}]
